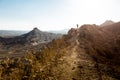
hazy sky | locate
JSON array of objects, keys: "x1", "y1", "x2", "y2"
[{"x1": 0, "y1": 0, "x2": 120, "y2": 31}]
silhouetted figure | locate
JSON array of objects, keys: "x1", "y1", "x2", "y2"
[{"x1": 77, "y1": 24, "x2": 79, "y2": 28}]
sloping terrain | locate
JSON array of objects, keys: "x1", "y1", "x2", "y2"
[
  {"x1": 0, "y1": 28, "x2": 62, "y2": 58},
  {"x1": 33, "y1": 23, "x2": 120, "y2": 80},
  {"x1": 102, "y1": 22, "x2": 120, "y2": 34},
  {"x1": 0, "y1": 22, "x2": 120, "y2": 80},
  {"x1": 0, "y1": 28, "x2": 61, "y2": 46},
  {"x1": 100, "y1": 20, "x2": 115, "y2": 27}
]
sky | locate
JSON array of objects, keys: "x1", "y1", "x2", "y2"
[{"x1": 0, "y1": 0, "x2": 120, "y2": 31}]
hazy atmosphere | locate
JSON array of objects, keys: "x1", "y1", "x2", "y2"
[
  {"x1": 0, "y1": 0, "x2": 120, "y2": 80},
  {"x1": 0, "y1": 0, "x2": 120, "y2": 31}
]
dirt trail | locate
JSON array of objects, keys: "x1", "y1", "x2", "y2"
[
  {"x1": 65, "y1": 34, "x2": 81, "y2": 71},
  {"x1": 70, "y1": 37, "x2": 91, "y2": 66},
  {"x1": 71, "y1": 39, "x2": 79, "y2": 59}
]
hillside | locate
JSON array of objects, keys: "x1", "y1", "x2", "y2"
[
  {"x1": 102, "y1": 22, "x2": 120, "y2": 34},
  {"x1": 0, "y1": 22, "x2": 120, "y2": 80},
  {"x1": 100, "y1": 20, "x2": 115, "y2": 27},
  {"x1": 0, "y1": 28, "x2": 62, "y2": 58},
  {"x1": 0, "y1": 28, "x2": 61, "y2": 46}
]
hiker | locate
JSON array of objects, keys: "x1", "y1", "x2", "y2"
[{"x1": 77, "y1": 24, "x2": 78, "y2": 28}]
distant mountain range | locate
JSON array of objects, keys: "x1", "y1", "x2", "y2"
[
  {"x1": 49, "y1": 29, "x2": 69, "y2": 34},
  {"x1": 0, "y1": 28, "x2": 68, "y2": 37},
  {"x1": 0, "y1": 30, "x2": 28, "y2": 37}
]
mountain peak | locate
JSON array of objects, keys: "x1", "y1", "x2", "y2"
[
  {"x1": 20, "y1": 27, "x2": 62, "y2": 45},
  {"x1": 100, "y1": 20, "x2": 115, "y2": 27},
  {"x1": 30, "y1": 27, "x2": 42, "y2": 34},
  {"x1": 32, "y1": 27, "x2": 40, "y2": 32},
  {"x1": 33, "y1": 27, "x2": 39, "y2": 30}
]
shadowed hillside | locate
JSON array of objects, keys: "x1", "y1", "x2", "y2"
[
  {"x1": 0, "y1": 28, "x2": 61, "y2": 46},
  {"x1": 0, "y1": 28, "x2": 62, "y2": 58}
]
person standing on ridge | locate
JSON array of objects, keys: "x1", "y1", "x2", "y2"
[
  {"x1": 75, "y1": 24, "x2": 79, "y2": 33},
  {"x1": 77, "y1": 24, "x2": 79, "y2": 28}
]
